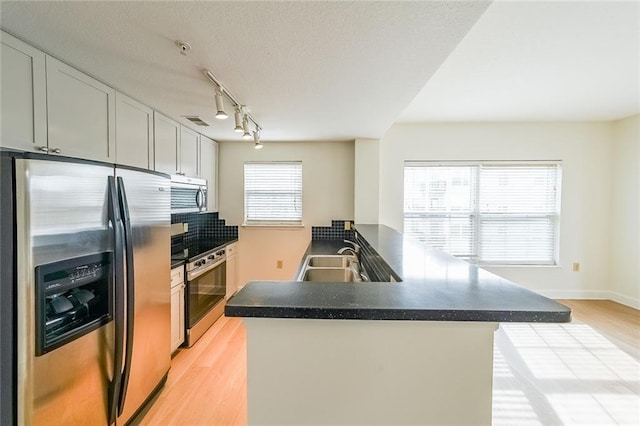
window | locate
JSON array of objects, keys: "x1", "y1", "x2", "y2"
[
  {"x1": 404, "y1": 161, "x2": 561, "y2": 265},
  {"x1": 244, "y1": 162, "x2": 302, "y2": 225}
]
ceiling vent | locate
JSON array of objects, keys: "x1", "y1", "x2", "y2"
[{"x1": 183, "y1": 116, "x2": 209, "y2": 127}]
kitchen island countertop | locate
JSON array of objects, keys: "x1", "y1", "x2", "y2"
[{"x1": 225, "y1": 224, "x2": 570, "y2": 323}]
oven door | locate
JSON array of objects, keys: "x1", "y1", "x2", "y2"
[{"x1": 186, "y1": 260, "x2": 226, "y2": 328}]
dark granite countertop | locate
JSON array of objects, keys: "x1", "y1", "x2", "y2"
[
  {"x1": 225, "y1": 225, "x2": 571, "y2": 323},
  {"x1": 171, "y1": 259, "x2": 185, "y2": 269}
]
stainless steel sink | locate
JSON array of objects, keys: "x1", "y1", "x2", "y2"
[
  {"x1": 306, "y1": 255, "x2": 356, "y2": 268},
  {"x1": 300, "y1": 267, "x2": 360, "y2": 283},
  {"x1": 296, "y1": 255, "x2": 362, "y2": 282}
]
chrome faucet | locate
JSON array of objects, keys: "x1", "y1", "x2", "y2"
[
  {"x1": 337, "y1": 239, "x2": 360, "y2": 256},
  {"x1": 338, "y1": 247, "x2": 357, "y2": 256}
]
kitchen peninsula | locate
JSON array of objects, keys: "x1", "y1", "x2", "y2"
[{"x1": 225, "y1": 225, "x2": 571, "y2": 425}]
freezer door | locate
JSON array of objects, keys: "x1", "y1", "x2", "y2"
[
  {"x1": 115, "y1": 167, "x2": 171, "y2": 424},
  {"x1": 15, "y1": 158, "x2": 114, "y2": 425}
]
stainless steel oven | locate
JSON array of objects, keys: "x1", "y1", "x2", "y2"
[{"x1": 184, "y1": 247, "x2": 226, "y2": 347}]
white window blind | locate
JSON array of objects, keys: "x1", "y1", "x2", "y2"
[
  {"x1": 404, "y1": 161, "x2": 561, "y2": 265},
  {"x1": 244, "y1": 162, "x2": 302, "y2": 225}
]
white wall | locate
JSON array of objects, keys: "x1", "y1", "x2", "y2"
[
  {"x1": 218, "y1": 141, "x2": 354, "y2": 286},
  {"x1": 378, "y1": 122, "x2": 613, "y2": 298},
  {"x1": 354, "y1": 138, "x2": 380, "y2": 224},
  {"x1": 610, "y1": 114, "x2": 640, "y2": 308}
]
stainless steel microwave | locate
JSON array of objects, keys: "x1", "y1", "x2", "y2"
[{"x1": 170, "y1": 175, "x2": 207, "y2": 213}]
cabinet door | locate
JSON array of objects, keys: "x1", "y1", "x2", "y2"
[
  {"x1": 171, "y1": 283, "x2": 185, "y2": 353},
  {"x1": 180, "y1": 126, "x2": 199, "y2": 177},
  {"x1": 226, "y1": 242, "x2": 239, "y2": 299},
  {"x1": 0, "y1": 31, "x2": 47, "y2": 152},
  {"x1": 154, "y1": 112, "x2": 180, "y2": 175},
  {"x1": 115, "y1": 92, "x2": 153, "y2": 169},
  {"x1": 199, "y1": 135, "x2": 218, "y2": 211},
  {"x1": 46, "y1": 56, "x2": 116, "y2": 162}
]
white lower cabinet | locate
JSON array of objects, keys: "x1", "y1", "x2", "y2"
[
  {"x1": 226, "y1": 242, "x2": 239, "y2": 299},
  {"x1": 170, "y1": 266, "x2": 185, "y2": 353}
]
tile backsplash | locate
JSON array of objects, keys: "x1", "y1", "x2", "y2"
[
  {"x1": 311, "y1": 220, "x2": 354, "y2": 241},
  {"x1": 171, "y1": 212, "x2": 238, "y2": 250}
]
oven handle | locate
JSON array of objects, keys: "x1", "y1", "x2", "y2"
[{"x1": 187, "y1": 257, "x2": 226, "y2": 281}]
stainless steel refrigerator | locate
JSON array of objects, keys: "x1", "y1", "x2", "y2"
[{"x1": 0, "y1": 152, "x2": 171, "y2": 425}]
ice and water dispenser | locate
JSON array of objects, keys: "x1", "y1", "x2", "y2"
[{"x1": 34, "y1": 252, "x2": 113, "y2": 355}]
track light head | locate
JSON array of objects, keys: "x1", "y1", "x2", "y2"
[
  {"x1": 242, "y1": 116, "x2": 252, "y2": 140},
  {"x1": 233, "y1": 107, "x2": 243, "y2": 133},
  {"x1": 253, "y1": 126, "x2": 263, "y2": 149},
  {"x1": 214, "y1": 88, "x2": 228, "y2": 119}
]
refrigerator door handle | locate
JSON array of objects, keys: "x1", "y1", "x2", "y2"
[
  {"x1": 116, "y1": 176, "x2": 136, "y2": 415},
  {"x1": 107, "y1": 176, "x2": 125, "y2": 425}
]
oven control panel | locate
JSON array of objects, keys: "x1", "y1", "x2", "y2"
[{"x1": 186, "y1": 248, "x2": 226, "y2": 274}]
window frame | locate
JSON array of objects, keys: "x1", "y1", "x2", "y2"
[
  {"x1": 403, "y1": 160, "x2": 562, "y2": 266},
  {"x1": 243, "y1": 161, "x2": 303, "y2": 226}
]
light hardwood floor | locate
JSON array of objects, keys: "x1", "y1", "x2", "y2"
[{"x1": 140, "y1": 300, "x2": 639, "y2": 425}]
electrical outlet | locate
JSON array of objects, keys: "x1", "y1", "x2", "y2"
[
  {"x1": 344, "y1": 221, "x2": 351, "y2": 231},
  {"x1": 572, "y1": 262, "x2": 580, "y2": 272},
  {"x1": 276, "y1": 260, "x2": 283, "y2": 269}
]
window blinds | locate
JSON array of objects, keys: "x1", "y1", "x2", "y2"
[
  {"x1": 404, "y1": 164, "x2": 476, "y2": 257},
  {"x1": 404, "y1": 162, "x2": 561, "y2": 265},
  {"x1": 478, "y1": 165, "x2": 559, "y2": 264},
  {"x1": 244, "y1": 162, "x2": 302, "y2": 224}
]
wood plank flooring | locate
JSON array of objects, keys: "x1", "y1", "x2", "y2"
[
  {"x1": 559, "y1": 299, "x2": 640, "y2": 355},
  {"x1": 139, "y1": 315, "x2": 247, "y2": 425},
  {"x1": 140, "y1": 300, "x2": 639, "y2": 425}
]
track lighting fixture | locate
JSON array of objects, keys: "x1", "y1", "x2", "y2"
[
  {"x1": 214, "y1": 86, "x2": 228, "y2": 119},
  {"x1": 253, "y1": 126, "x2": 263, "y2": 149},
  {"x1": 233, "y1": 106, "x2": 244, "y2": 133},
  {"x1": 242, "y1": 116, "x2": 252, "y2": 140},
  {"x1": 203, "y1": 70, "x2": 264, "y2": 147}
]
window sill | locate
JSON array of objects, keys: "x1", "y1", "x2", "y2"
[
  {"x1": 481, "y1": 264, "x2": 559, "y2": 269},
  {"x1": 241, "y1": 223, "x2": 305, "y2": 229}
]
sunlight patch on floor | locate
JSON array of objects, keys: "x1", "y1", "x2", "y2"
[{"x1": 493, "y1": 323, "x2": 640, "y2": 425}]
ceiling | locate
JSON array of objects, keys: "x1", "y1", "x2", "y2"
[
  {"x1": 0, "y1": 1, "x2": 489, "y2": 142},
  {"x1": 398, "y1": 1, "x2": 640, "y2": 123},
  {"x1": 2, "y1": 2, "x2": 637, "y2": 143}
]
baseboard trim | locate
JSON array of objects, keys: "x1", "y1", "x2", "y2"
[
  {"x1": 540, "y1": 290, "x2": 640, "y2": 310},
  {"x1": 539, "y1": 290, "x2": 610, "y2": 300},
  {"x1": 608, "y1": 291, "x2": 640, "y2": 310}
]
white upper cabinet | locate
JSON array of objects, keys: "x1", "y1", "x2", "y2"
[
  {"x1": 46, "y1": 56, "x2": 116, "y2": 162},
  {"x1": 0, "y1": 31, "x2": 47, "y2": 152},
  {"x1": 199, "y1": 135, "x2": 218, "y2": 211},
  {"x1": 154, "y1": 112, "x2": 180, "y2": 175},
  {"x1": 115, "y1": 92, "x2": 154, "y2": 169},
  {"x1": 180, "y1": 126, "x2": 199, "y2": 177}
]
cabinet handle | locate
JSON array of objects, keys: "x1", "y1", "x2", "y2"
[
  {"x1": 37, "y1": 146, "x2": 49, "y2": 153},
  {"x1": 51, "y1": 148, "x2": 61, "y2": 154}
]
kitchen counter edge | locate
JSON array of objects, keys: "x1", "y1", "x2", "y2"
[{"x1": 225, "y1": 225, "x2": 570, "y2": 323}]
